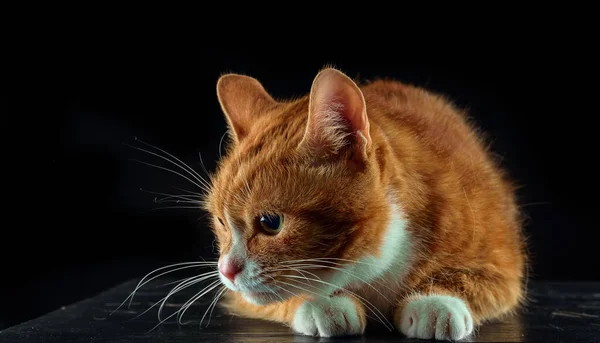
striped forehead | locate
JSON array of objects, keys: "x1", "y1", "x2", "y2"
[{"x1": 217, "y1": 101, "x2": 308, "y2": 216}]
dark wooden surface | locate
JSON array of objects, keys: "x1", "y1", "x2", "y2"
[{"x1": 2, "y1": 279, "x2": 599, "y2": 342}]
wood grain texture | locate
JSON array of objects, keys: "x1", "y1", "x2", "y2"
[{"x1": 1, "y1": 279, "x2": 599, "y2": 342}]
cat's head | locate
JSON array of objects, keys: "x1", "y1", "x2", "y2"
[{"x1": 205, "y1": 68, "x2": 393, "y2": 305}]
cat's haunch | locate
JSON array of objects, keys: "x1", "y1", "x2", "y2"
[{"x1": 204, "y1": 67, "x2": 527, "y2": 340}]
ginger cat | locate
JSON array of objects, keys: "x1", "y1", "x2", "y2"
[{"x1": 204, "y1": 67, "x2": 527, "y2": 340}]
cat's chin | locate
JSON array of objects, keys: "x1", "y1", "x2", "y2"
[{"x1": 241, "y1": 290, "x2": 286, "y2": 305}]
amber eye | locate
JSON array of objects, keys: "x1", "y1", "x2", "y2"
[{"x1": 259, "y1": 214, "x2": 283, "y2": 234}]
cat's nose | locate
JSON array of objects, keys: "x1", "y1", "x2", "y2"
[{"x1": 219, "y1": 256, "x2": 244, "y2": 282}]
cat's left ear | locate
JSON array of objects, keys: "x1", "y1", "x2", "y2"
[
  {"x1": 300, "y1": 68, "x2": 372, "y2": 164},
  {"x1": 216, "y1": 73, "x2": 278, "y2": 143}
]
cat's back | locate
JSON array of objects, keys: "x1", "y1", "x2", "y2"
[{"x1": 360, "y1": 79, "x2": 488, "y2": 163}]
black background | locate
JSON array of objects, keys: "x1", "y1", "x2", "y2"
[{"x1": 3, "y1": 39, "x2": 598, "y2": 331}]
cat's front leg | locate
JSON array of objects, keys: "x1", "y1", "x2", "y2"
[{"x1": 292, "y1": 295, "x2": 366, "y2": 337}]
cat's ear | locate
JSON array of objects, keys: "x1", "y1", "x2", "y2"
[
  {"x1": 300, "y1": 68, "x2": 372, "y2": 163},
  {"x1": 216, "y1": 73, "x2": 278, "y2": 142}
]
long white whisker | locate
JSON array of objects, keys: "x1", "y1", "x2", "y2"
[
  {"x1": 130, "y1": 137, "x2": 211, "y2": 188},
  {"x1": 153, "y1": 199, "x2": 203, "y2": 205},
  {"x1": 284, "y1": 263, "x2": 395, "y2": 301},
  {"x1": 159, "y1": 275, "x2": 220, "y2": 321},
  {"x1": 261, "y1": 275, "x2": 292, "y2": 304},
  {"x1": 140, "y1": 189, "x2": 203, "y2": 204},
  {"x1": 155, "y1": 196, "x2": 201, "y2": 202},
  {"x1": 127, "y1": 272, "x2": 219, "y2": 322},
  {"x1": 275, "y1": 280, "x2": 345, "y2": 319},
  {"x1": 145, "y1": 279, "x2": 221, "y2": 334},
  {"x1": 281, "y1": 266, "x2": 320, "y2": 285},
  {"x1": 112, "y1": 262, "x2": 217, "y2": 314},
  {"x1": 141, "y1": 188, "x2": 204, "y2": 198},
  {"x1": 207, "y1": 287, "x2": 228, "y2": 327},
  {"x1": 282, "y1": 275, "x2": 394, "y2": 331},
  {"x1": 272, "y1": 284, "x2": 319, "y2": 313},
  {"x1": 129, "y1": 159, "x2": 210, "y2": 192},
  {"x1": 283, "y1": 257, "x2": 382, "y2": 269},
  {"x1": 269, "y1": 264, "x2": 394, "y2": 307},
  {"x1": 173, "y1": 280, "x2": 222, "y2": 327},
  {"x1": 198, "y1": 152, "x2": 211, "y2": 178},
  {"x1": 274, "y1": 281, "x2": 374, "y2": 324},
  {"x1": 156, "y1": 277, "x2": 200, "y2": 288},
  {"x1": 126, "y1": 141, "x2": 212, "y2": 190},
  {"x1": 140, "y1": 205, "x2": 204, "y2": 213},
  {"x1": 283, "y1": 258, "x2": 397, "y2": 294},
  {"x1": 274, "y1": 279, "x2": 379, "y2": 323},
  {"x1": 173, "y1": 187, "x2": 204, "y2": 196},
  {"x1": 265, "y1": 267, "x2": 322, "y2": 286},
  {"x1": 284, "y1": 277, "x2": 393, "y2": 331},
  {"x1": 198, "y1": 286, "x2": 227, "y2": 327}
]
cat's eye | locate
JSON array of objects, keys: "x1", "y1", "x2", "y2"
[
  {"x1": 258, "y1": 214, "x2": 283, "y2": 234},
  {"x1": 217, "y1": 217, "x2": 225, "y2": 226}
]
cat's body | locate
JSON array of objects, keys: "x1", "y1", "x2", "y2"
[{"x1": 205, "y1": 68, "x2": 527, "y2": 340}]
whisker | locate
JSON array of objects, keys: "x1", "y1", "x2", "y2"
[
  {"x1": 140, "y1": 205, "x2": 204, "y2": 213},
  {"x1": 173, "y1": 187, "x2": 204, "y2": 196},
  {"x1": 153, "y1": 199, "x2": 203, "y2": 205},
  {"x1": 198, "y1": 286, "x2": 227, "y2": 327},
  {"x1": 207, "y1": 287, "x2": 228, "y2": 326},
  {"x1": 218, "y1": 131, "x2": 228, "y2": 159},
  {"x1": 276, "y1": 280, "x2": 329, "y2": 301},
  {"x1": 284, "y1": 277, "x2": 393, "y2": 331},
  {"x1": 159, "y1": 272, "x2": 219, "y2": 320},
  {"x1": 145, "y1": 279, "x2": 221, "y2": 334},
  {"x1": 279, "y1": 266, "x2": 320, "y2": 284},
  {"x1": 126, "y1": 141, "x2": 212, "y2": 191},
  {"x1": 155, "y1": 196, "x2": 202, "y2": 203},
  {"x1": 141, "y1": 188, "x2": 203, "y2": 198},
  {"x1": 198, "y1": 152, "x2": 211, "y2": 179},
  {"x1": 268, "y1": 264, "x2": 394, "y2": 305},
  {"x1": 172, "y1": 279, "x2": 222, "y2": 327},
  {"x1": 282, "y1": 275, "x2": 394, "y2": 331},
  {"x1": 283, "y1": 257, "x2": 382, "y2": 269},
  {"x1": 272, "y1": 284, "x2": 319, "y2": 312},
  {"x1": 129, "y1": 159, "x2": 210, "y2": 193},
  {"x1": 130, "y1": 137, "x2": 211, "y2": 188},
  {"x1": 156, "y1": 277, "x2": 199, "y2": 288},
  {"x1": 261, "y1": 275, "x2": 291, "y2": 304},
  {"x1": 274, "y1": 278, "x2": 378, "y2": 324},
  {"x1": 275, "y1": 280, "x2": 348, "y2": 318},
  {"x1": 274, "y1": 281, "x2": 375, "y2": 323},
  {"x1": 284, "y1": 263, "x2": 395, "y2": 300},
  {"x1": 282, "y1": 258, "x2": 398, "y2": 293},
  {"x1": 197, "y1": 212, "x2": 211, "y2": 222},
  {"x1": 112, "y1": 262, "x2": 217, "y2": 314},
  {"x1": 127, "y1": 272, "x2": 219, "y2": 322},
  {"x1": 520, "y1": 201, "x2": 552, "y2": 207},
  {"x1": 208, "y1": 287, "x2": 229, "y2": 327}
]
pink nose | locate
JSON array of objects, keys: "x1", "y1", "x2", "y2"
[{"x1": 219, "y1": 257, "x2": 244, "y2": 282}]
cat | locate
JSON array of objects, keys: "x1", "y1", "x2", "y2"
[{"x1": 203, "y1": 67, "x2": 527, "y2": 340}]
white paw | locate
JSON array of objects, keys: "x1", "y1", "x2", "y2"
[
  {"x1": 398, "y1": 295, "x2": 474, "y2": 341},
  {"x1": 292, "y1": 296, "x2": 364, "y2": 337}
]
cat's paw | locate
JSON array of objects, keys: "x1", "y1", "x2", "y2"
[
  {"x1": 292, "y1": 296, "x2": 365, "y2": 337},
  {"x1": 396, "y1": 294, "x2": 474, "y2": 341}
]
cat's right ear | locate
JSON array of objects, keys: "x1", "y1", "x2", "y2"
[
  {"x1": 216, "y1": 73, "x2": 278, "y2": 143},
  {"x1": 299, "y1": 68, "x2": 372, "y2": 166}
]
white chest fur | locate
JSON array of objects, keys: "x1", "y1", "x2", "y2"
[{"x1": 329, "y1": 202, "x2": 413, "y2": 316}]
